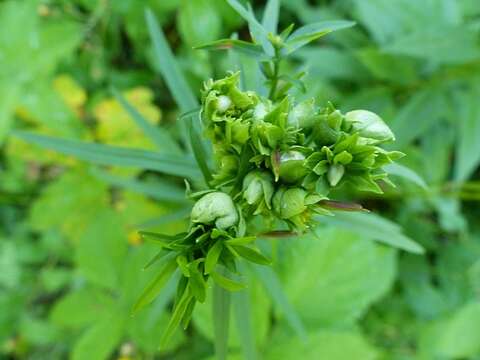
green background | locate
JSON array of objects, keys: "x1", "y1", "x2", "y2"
[{"x1": 1, "y1": 0, "x2": 480, "y2": 359}]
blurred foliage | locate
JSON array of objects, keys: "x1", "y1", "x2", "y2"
[{"x1": 1, "y1": 0, "x2": 480, "y2": 359}]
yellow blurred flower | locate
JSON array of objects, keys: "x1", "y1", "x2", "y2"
[{"x1": 94, "y1": 87, "x2": 161, "y2": 149}]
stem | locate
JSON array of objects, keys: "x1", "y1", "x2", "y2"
[{"x1": 268, "y1": 49, "x2": 281, "y2": 100}]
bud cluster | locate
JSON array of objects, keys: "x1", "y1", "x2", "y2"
[{"x1": 198, "y1": 72, "x2": 403, "y2": 231}]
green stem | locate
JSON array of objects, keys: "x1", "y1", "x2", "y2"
[{"x1": 268, "y1": 50, "x2": 281, "y2": 100}]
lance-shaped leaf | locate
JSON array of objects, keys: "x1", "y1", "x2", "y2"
[
  {"x1": 91, "y1": 168, "x2": 188, "y2": 203},
  {"x1": 160, "y1": 286, "x2": 193, "y2": 348},
  {"x1": 262, "y1": 0, "x2": 280, "y2": 34},
  {"x1": 284, "y1": 20, "x2": 356, "y2": 54},
  {"x1": 188, "y1": 114, "x2": 213, "y2": 185},
  {"x1": 228, "y1": 245, "x2": 271, "y2": 265},
  {"x1": 205, "y1": 241, "x2": 224, "y2": 275},
  {"x1": 211, "y1": 270, "x2": 246, "y2": 291},
  {"x1": 226, "y1": 0, "x2": 273, "y2": 56},
  {"x1": 196, "y1": 39, "x2": 268, "y2": 59},
  {"x1": 13, "y1": 131, "x2": 201, "y2": 179},
  {"x1": 132, "y1": 256, "x2": 177, "y2": 314},
  {"x1": 145, "y1": 9, "x2": 197, "y2": 113},
  {"x1": 384, "y1": 163, "x2": 428, "y2": 189}
]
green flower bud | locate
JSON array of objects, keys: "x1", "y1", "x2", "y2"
[
  {"x1": 327, "y1": 164, "x2": 345, "y2": 186},
  {"x1": 242, "y1": 170, "x2": 274, "y2": 210},
  {"x1": 287, "y1": 99, "x2": 316, "y2": 129},
  {"x1": 273, "y1": 187, "x2": 307, "y2": 219},
  {"x1": 279, "y1": 151, "x2": 307, "y2": 183},
  {"x1": 253, "y1": 103, "x2": 268, "y2": 120},
  {"x1": 191, "y1": 192, "x2": 238, "y2": 230},
  {"x1": 344, "y1": 110, "x2": 395, "y2": 143}
]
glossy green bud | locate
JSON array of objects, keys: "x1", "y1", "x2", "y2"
[
  {"x1": 191, "y1": 192, "x2": 238, "y2": 230},
  {"x1": 242, "y1": 170, "x2": 274, "y2": 208},
  {"x1": 344, "y1": 110, "x2": 395, "y2": 143},
  {"x1": 279, "y1": 151, "x2": 307, "y2": 183}
]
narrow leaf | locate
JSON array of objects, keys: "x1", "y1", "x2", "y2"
[
  {"x1": 188, "y1": 264, "x2": 206, "y2": 303},
  {"x1": 112, "y1": 87, "x2": 181, "y2": 154},
  {"x1": 230, "y1": 245, "x2": 271, "y2": 265},
  {"x1": 384, "y1": 163, "x2": 428, "y2": 189},
  {"x1": 145, "y1": 9, "x2": 197, "y2": 113},
  {"x1": 262, "y1": 0, "x2": 280, "y2": 34},
  {"x1": 196, "y1": 39, "x2": 268, "y2": 59},
  {"x1": 143, "y1": 250, "x2": 169, "y2": 270},
  {"x1": 205, "y1": 241, "x2": 224, "y2": 274},
  {"x1": 211, "y1": 271, "x2": 246, "y2": 292},
  {"x1": 132, "y1": 256, "x2": 177, "y2": 314},
  {"x1": 226, "y1": 0, "x2": 273, "y2": 56},
  {"x1": 285, "y1": 20, "x2": 355, "y2": 53},
  {"x1": 225, "y1": 236, "x2": 257, "y2": 246},
  {"x1": 233, "y1": 290, "x2": 257, "y2": 360},
  {"x1": 160, "y1": 287, "x2": 193, "y2": 348},
  {"x1": 91, "y1": 168, "x2": 188, "y2": 203},
  {"x1": 188, "y1": 114, "x2": 213, "y2": 185},
  {"x1": 213, "y1": 281, "x2": 231, "y2": 360},
  {"x1": 13, "y1": 131, "x2": 200, "y2": 179}
]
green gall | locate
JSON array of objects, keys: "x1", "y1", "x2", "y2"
[
  {"x1": 345, "y1": 110, "x2": 395, "y2": 143},
  {"x1": 328, "y1": 164, "x2": 345, "y2": 186},
  {"x1": 191, "y1": 192, "x2": 238, "y2": 230}
]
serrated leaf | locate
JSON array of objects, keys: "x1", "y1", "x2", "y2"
[
  {"x1": 282, "y1": 229, "x2": 396, "y2": 327},
  {"x1": 13, "y1": 131, "x2": 200, "y2": 179}
]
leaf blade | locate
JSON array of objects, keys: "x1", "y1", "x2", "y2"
[{"x1": 13, "y1": 131, "x2": 200, "y2": 179}]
